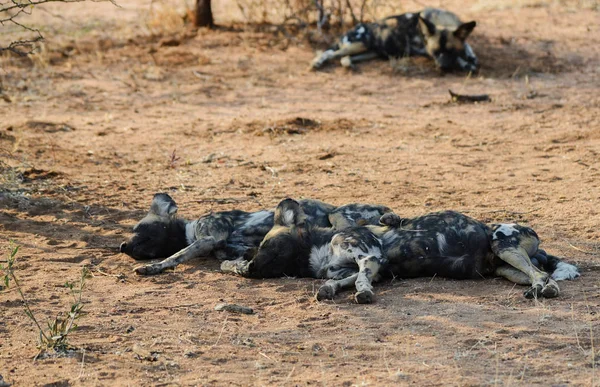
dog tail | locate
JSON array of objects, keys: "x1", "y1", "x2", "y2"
[{"x1": 531, "y1": 249, "x2": 580, "y2": 281}]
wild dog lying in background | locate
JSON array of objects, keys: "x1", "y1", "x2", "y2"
[
  {"x1": 120, "y1": 193, "x2": 390, "y2": 275},
  {"x1": 310, "y1": 8, "x2": 478, "y2": 72},
  {"x1": 222, "y1": 199, "x2": 580, "y2": 303}
]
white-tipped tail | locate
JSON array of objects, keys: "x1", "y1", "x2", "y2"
[{"x1": 551, "y1": 261, "x2": 580, "y2": 281}]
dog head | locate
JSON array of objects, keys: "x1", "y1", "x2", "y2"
[
  {"x1": 417, "y1": 16, "x2": 478, "y2": 72},
  {"x1": 246, "y1": 198, "x2": 312, "y2": 278},
  {"x1": 120, "y1": 193, "x2": 188, "y2": 260}
]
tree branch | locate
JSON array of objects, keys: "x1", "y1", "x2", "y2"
[{"x1": 1, "y1": 0, "x2": 118, "y2": 56}]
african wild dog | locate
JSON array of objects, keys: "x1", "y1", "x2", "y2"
[
  {"x1": 310, "y1": 8, "x2": 478, "y2": 72},
  {"x1": 222, "y1": 199, "x2": 580, "y2": 303},
  {"x1": 122, "y1": 193, "x2": 391, "y2": 275},
  {"x1": 221, "y1": 198, "x2": 387, "y2": 304}
]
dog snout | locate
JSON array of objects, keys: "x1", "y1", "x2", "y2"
[
  {"x1": 120, "y1": 242, "x2": 128, "y2": 253},
  {"x1": 436, "y1": 56, "x2": 453, "y2": 71},
  {"x1": 465, "y1": 62, "x2": 478, "y2": 72}
]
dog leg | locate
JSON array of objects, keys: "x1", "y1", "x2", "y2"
[
  {"x1": 328, "y1": 212, "x2": 354, "y2": 230},
  {"x1": 134, "y1": 237, "x2": 217, "y2": 275},
  {"x1": 316, "y1": 273, "x2": 359, "y2": 301},
  {"x1": 495, "y1": 265, "x2": 558, "y2": 297},
  {"x1": 492, "y1": 246, "x2": 559, "y2": 298},
  {"x1": 220, "y1": 258, "x2": 251, "y2": 276},
  {"x1": 310, "y1": 42, "x2": 369, "y2": 70},
  {"x1": 354, "y1": 255, "x2": 384, "y2": 304},
  {"x1": 491, "y1": 224, "x2": 559, "y2": 298},
  {"x1": 495, "y1": 265, "x2": 531, "y2": 285},
  {"x1": 341, "y1": 51, "x2": 380, "y2": 68}
]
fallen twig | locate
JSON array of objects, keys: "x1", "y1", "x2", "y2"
[
  {"x1": 214, "y1": 303, "x2": 254, "y2": 315},
  {"x1": 461, "y1": 208, "x2": 540, "y2": 216},
  {"x1": 197, "y1": 197, "x2": 251, "y2": 204},
  {"x1": 566, "y1": 242, "x2": 596, "y2": 255},
  {"x1": 91, "y1": 267, "x2": 128, "y2": 282},
  {"x1": 449, "y1": 89, "x2": 491, "y2": 103}
]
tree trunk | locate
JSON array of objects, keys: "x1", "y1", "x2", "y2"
[{"x1": 195, "y1": 0, "x2": 214, "y2": 28}]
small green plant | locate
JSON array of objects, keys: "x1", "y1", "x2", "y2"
[{"x1": 1, "y1": 243, "x2": 90, "y2": 358}]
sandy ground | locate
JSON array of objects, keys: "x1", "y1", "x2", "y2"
[{"x1": 1, "y1": 0, "x2": 600, "y2": 385}]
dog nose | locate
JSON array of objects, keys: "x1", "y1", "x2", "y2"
[{"x1": 120, "y1": 242, "x2": 128, "y2": 253}]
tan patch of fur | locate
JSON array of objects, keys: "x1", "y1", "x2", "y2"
[
  {"x1": 446, "y1": 33, "x2": 465, "y2": 51},
  {"x1": 421, "y1": 26, "x2": 465, "y2": 56},
  {"x1": 422, "y1": 8, "x2": 462, "y2": 29},
  {"x1": 423, "y1": 31, "x2": 441, "y2": 55},
  {"x1": 378, "y1": 27, "x2": 392, "y2": 42},
  {"x1": 495, "y1": 265, "x2": 531, "y2": 285},
  {"x1": 383, "y1": 17, "x2": 398, "y2": 29},
  {"x1": 334, "y1": 41, "x2": 369, "y2": 57},
  {"x1": 263, "y1": 225, "x2": 289, "y2": 242},
  {"x1": 517, "y1": 234, "x2": 540, "y2": 256}
]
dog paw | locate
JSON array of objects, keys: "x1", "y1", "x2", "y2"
[
  {"x1": 523, "y1": 283, "x2": 543, "y2": 299},
  {"x1": 355, "y1": 290, "x2": 374, "y2": 304},
  {"x1": 308, "y1": 60, "x2": 321, "y2": 71},
  {"x1": 316, "y1": 285, "x2": 335, "y2": 301},
  {"x1": 542, "y1": 279, "x2": 560, "y2": 298},
  {"x1": 221, "y1": 259, "x2": 249, "y2": 276},
  {"x1": 220, "y1": 260, "x2": 235, "y2": 271},
  {"x1": 340, "y1": 56, "x2": 352, "y2": 68},
  {"x1": 134, "y1": 265, "x2": 161, "y2": 275}
]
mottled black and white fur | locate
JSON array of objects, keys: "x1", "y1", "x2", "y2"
[
  {"x1": 121, "y1": 193, "x2": 390, "y2": 275},
  {"x1": 221, "y1": 198, "x2": 387, "y2": 304},
  {"x1": 222, "y1": 200, "x2": 580, "y2": 303},
  {"x1": 310, "y1": 8, "x2": 478, "y2": 72}
]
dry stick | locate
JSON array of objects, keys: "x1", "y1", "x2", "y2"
[
  {"x1": 477, "y1": 208, "x2": 540, "y2": 215},
  {"x1": 583, "y1": 290, "x2": 597, "y2": 385},
  {"x1": 8, "y1": 268, "x2": 51, "y2": 344},
  {"x1": 449, "y1": 89, "x2": 491, "y2": 103},
  {"x1": 345, "y1": 0, "x2": 358, "y2": 24},
  {"x1": 315, "y1": 0, "x2": 327, "y2": 32},
  {"x1": 428, "y1": 273, "x2": 437, "y2": 284},
  {"x1": 382, "y1": 347, "x2": 393, "y2": 377},
  {"x1": 359, "y1": 0, "x2": 367, "y2": 22},
  {"x1": 566, "y1": 242, "x2": 596, "y2": 255},
  {"x1": 457, "y1": 208, "x2": 540, "y2": 217},
  {"x1": 62, "y1": 269, "x2": 87, "y2": 337},
  {"x1": 571, "y1": 303, "x2": 585, "y2": 354},
  {"x1": 211, "y1": 315, "x2": 228, "y2": 348},
  {"x1": 518, "y1": 361, "x2": 527, "y2": 383},
  {"x1": 259, "y1": 352, "x2": 276, "y2": 362},
  {"x1": 284, "y1": 366, "x2": 295, "y2": 384},
  {"x1": 77, "y1": 349, "x2": 86, "y2": 379},
  {"x1": 505, "y1": 368, "x2": 515, "y2": 387},
  {"x1": 91, "y1": 267, "x2": 125, "y2": 279},
  {"x1": 494, "y1": 342, "x2": 500, "y2": 387}
]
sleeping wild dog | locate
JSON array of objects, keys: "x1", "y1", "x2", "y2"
[
  {"x1": 122, "y1": 193, "x2": 390, "y2": 275},
  {"x1": 310, "y1": 8, "x2": 478, "y2": 72},
  {"x1": 221, "y1": 199, "x2": 580, "y2": 303}
]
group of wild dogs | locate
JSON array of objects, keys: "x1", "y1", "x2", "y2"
[
  {"x1": 121, "y1": 194, "x2": 580, "y2": 303},
  {"x1": 120, "y1": 8, "x2": 580, "y2": 303}
]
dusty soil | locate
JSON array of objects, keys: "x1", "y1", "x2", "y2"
[{"x1": 1, "y1": 0, "x2": 600, "y2": 385}]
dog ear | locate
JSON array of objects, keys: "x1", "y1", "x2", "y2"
[
  {"x1": 454, "y1": 21, "x2": 476, "y2": 41},
  {"x1": 379, "y1": 212, "x2": 403, "y2": 227},
  {"x1": 150, "y1": 193, "x2": 178, "y2": 217},
  {"x1": 418, "y1": 16, "x2": 436, "y2": 37},
  {"x1": 408, "y1": 12, "x2": 420, "y2": 28},
  {"x1": 274, "y1": 198, "x2": 306, "y2": 227}
]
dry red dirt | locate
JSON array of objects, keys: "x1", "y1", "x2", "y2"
[{"x1": 1, "y1": 0, "x2": 599, "y2": 385}]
